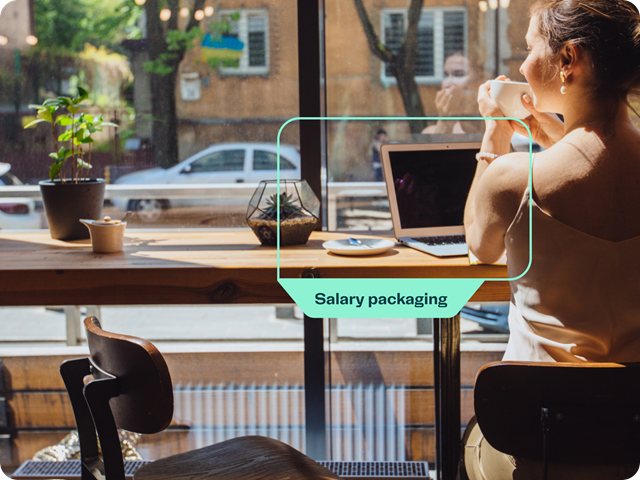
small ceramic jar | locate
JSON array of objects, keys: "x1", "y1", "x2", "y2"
[{"x1": 80, "y1": 216, "x2": 127, "y2": 253}]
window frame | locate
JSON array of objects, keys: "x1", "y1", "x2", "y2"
[
  {"x1": 218, "y1": 8, "x2": 270, "y2": 76},
  {"x1": 379, "y1": 6, "x2": 468, "y2": 86}
]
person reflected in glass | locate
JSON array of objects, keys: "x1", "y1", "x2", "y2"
[
  {"x1": 370, "y1": 128, "x2": 388, "y2": 181},
  {"x1": 422, "y1": 53, "x2": 484, "y2": 135},
  {"x1": 462, "y1": 0, "x2": 640, "y2": 478}
]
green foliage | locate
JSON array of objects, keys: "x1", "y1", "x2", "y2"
[
  {"x1": 167, "y1": 27, "x2": 204, "y2": 52},
  {"x1": 206, "y1": 57, "x2": 240, "y2": 69},
  {"x1": 144, "y1": 53, "x2": 179, "y2": 76},
  {"x1": 145, "y1": 11, "x2": 242, "y2": 76},
  {"x1": 144, "y1": 27, "x2": 204, "y2": 76},
  {"x1": 264, "y1": 193, "x2": 300, "y2": 219},
  {"x1": 34, "y1": 0, "x2": 142, "y2": 52},
  {"x1": 25, "y1": 88, "x2": 118, "y2": 182}
]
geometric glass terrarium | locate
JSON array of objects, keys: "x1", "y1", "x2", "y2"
[{"x1": 246, "y1": 180, "x2": 320, "y2": 246}]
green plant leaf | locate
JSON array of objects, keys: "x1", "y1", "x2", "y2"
[
  {"x1": 73, "y1": 87, "x2": 89, "y2": 104},
  {"x1": 24, "y1": 118, "x2": 49, "y2": 129},
  {"x1": 43, "y1": 98, "x2": 64, "y2": 107},
  {"x1": 77, "y1": 159, "x2": 92, "y2": 169},
  {"x1": 36, "y1": 109, "x2": 53, "y2": 122},
  {"x1": 56, "y1": 97, "x2": 72, "y2": 107},
  {"x1": 67, "y1": 106, "x2": 79, "y2": 114},
  {"x1": 56, "y1": 116, "x2": 74, "y2": 126},
  {"x1": 49, "y1": 152, "x2": 60, "y2": 160},
  {"x1": 101, "y1": 122, "x2": 119, "y2": 128},
  {"x1": 58, "y1": 130, "x2": 72, "y2": 141},
  {"x1": 49, "y1": 162, "x2": 62, "y2": 181},
  {"x1": 28, "y1": 103, "x2": 45, "y2": 109}
]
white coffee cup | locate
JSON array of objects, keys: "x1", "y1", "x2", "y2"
[{"x1": 490, "y1": 80, "x2": 532, "y2": 120}]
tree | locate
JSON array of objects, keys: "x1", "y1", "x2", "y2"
[
  {"x1": 34, "y1": 0, "x2": 141, "y2": 53},
  {"x1": 144, "y1": 0, "x2": 205, "y2": 169},
  {"x1": 354, "y1": 0, "x2": 427, "y2": 134},
  {"x1": 144, "y1": 3, "x2": 239, "y2": 169}
]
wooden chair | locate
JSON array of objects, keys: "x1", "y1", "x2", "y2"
[
  {"x1": 60, "y1": 316, "x2": 341, "y2": 480},
  {"x1": 468, "y1": 361, "x2": 640, "y2": 479}
]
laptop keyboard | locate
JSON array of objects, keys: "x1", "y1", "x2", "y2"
[{"x1": 411, "y1": 235, "x2": 466, "y2": 246}]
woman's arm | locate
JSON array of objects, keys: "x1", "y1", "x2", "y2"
[
  {"x1": 464, "y1": 152, "x2": 529, "y2": 263},
  {"x1": 464, "y1": 80, "x2": 529, "y2": 263}
]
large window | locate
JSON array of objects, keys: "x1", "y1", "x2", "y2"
[
  {"x1": 220, "y1": 9, "x2": 270, "y2": 76},
  {"x1": 382, "y1": 8, "x2": 467, "y2": 85}
]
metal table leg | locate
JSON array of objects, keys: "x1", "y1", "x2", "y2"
[
  {"x1": 433, "y1": 314, "x2": 461, "y2": 480},
  {"x1": 304, "y1": 314, "x2": 327, "y2": 460}
]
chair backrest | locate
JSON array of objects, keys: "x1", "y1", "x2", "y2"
[
  {"x1": 84, "y1": 316, "x2": 174, "y2": 433},
  {"x1": 60, "y1": 317, "x2": 173, "y2": 480},
  {"x1": 474, "y1": 361, "x2": 640, "y2": 465}
]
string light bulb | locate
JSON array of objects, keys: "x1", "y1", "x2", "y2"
[
  {"x1": 488, "y1": 0, "x2": 499, "y2": 9},
  {"x1": 159, "y1": 9, "x2": 171, "y2": 21},
  {"x1": 134, "y1": 0, "x2": 146, "y2": 5},
  {"x1": 499, "y1": 0, "x2": 510, "y2": 7},
  {"x1": 204, "y1": 6, "x2": 214, "y2": 16},
  {"x1": 0, "y1": 35, "x2": 8, "y2": 46},
  {"x1": 478, "y1": 1, "x2": 488, "y2": 12},
  {"x1": 194, "y1": 9, "x2": 204, "y2": 20},
  {"x1": 180, "y1": 7, "x2": 189, "y2": 17},
  {"x1": 25, "y1": 35, "x2": 38, "y2": 46}
]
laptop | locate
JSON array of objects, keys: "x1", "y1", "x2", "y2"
[{"x1": 381, "y1": 142, "x2": 481, "y2": 257}]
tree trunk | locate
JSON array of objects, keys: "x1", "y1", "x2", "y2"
[
  {"x1": 151, "y1": 70, "x2": 180, "y2": 168},
  {"x1": 354, "y1": 0, "x2": 427, "y2": 134},
  {"x1": 145, "y1": 0, "x2": 204, "y2": 169}
]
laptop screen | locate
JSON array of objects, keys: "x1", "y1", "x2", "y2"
[{"x1": 388, "y1": 147, "x2": 478, "y2": 230}]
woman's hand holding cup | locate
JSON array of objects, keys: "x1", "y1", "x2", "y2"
[
  {"x1": 478, "y1": 76, "x2": 515, "y2": 135},
  {"x1": 510, "y1": 94, "x2": 564, "y2": 149}
]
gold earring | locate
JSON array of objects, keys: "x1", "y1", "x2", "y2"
[{"x1": 560, "y1": 71, "x2": 567, "y2": 94}]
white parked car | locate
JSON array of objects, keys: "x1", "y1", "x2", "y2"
[
  {"x1": 112, "y1": 143, "x2": 301, "y2": 221},
  {"x1": 0, "y1": 163, "x2": 41, "y2": 230}
]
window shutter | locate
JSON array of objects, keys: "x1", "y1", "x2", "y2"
[
  {"x1": 416, "y1": 12, "x2": 435, "y2": 77},
  {"x1": 384, "y1": 13, "x2": 404, "y2": 77},
  {"x1": 443, "y1": 11, "x2": 465, "y2": 59},
  {"x1": 248, "y1": 15, "x2": 267, "y2": 67}
]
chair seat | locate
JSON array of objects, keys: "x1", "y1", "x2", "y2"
[{"x1": 134, "y1": 436, "x2": 341, "y2": 480}]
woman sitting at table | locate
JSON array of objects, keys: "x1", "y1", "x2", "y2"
[{"x1": 462, "y1": 0, "x2": 640, "y2": 478}]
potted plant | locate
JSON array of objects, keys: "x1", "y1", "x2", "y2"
[
  {"x1": 24, "y1": 88, "x2": 118, "y2": 240},
  {"x1": 246, "y1": 180, "x2": 319, "y2": 246}
]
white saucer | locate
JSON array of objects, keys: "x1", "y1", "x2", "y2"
[{"x1": 322, "y1": 238, "x2": 396, "y2": 256}]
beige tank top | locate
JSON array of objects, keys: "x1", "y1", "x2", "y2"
[{"x1": 503, "y1": 156, "x2": 640, "y2": 363}]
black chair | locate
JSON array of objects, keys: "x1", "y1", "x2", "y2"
[
  {"x1": 467, "y1": 361, "x2": 640, "y2": 479},
  {"x1": 58, "y1": 316, "x2": 341, "y2": 480}
]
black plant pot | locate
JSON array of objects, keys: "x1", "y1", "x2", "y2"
[{"x1": 39, "y1": 179, "x2": 106, "y2": 240}]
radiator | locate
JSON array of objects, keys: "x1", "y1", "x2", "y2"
[{"x1": 172, "y1": 383, "x2": 407, "y2": 461}]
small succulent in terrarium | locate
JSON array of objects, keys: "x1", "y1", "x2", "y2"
[
  {"x1": 262, "y1": 192, "x2": 301, "y2": 220},
  {"x1": 246, "y1": 180, "x2": 319, "y2": 246}
]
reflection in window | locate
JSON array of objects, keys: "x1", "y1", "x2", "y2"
[
  {"x1": 220, "y1": 10, "x2": 269, "y2": 75},
  {"x1": 382, "y1": 8, "x2": 466, "y2": 84},
  {"x1": 253, "y1": 150, "x2": 296, "y2": 171},
  {"x1": 190, "y1": 150, "x2": 245, "y2": 173}
]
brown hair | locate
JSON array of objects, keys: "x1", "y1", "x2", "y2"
[{"x1": 531, "y1": 0, "x2": 640, "y2": 101}]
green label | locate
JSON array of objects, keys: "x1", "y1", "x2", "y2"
[{"x1": 279, "y1": 278, "x2": 484, "y2": 318}]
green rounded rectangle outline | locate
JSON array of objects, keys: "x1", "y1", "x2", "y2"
[{"x1": 274, "y1": 117, "x2": 532, "y2": 317}]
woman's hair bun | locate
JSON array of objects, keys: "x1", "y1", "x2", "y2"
[{"x1": 533, "y1": 0, "x2": 640, "y2": 98}]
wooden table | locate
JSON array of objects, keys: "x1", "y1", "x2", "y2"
[
  {"x1": 0, "y1": 230, "x2": 510, "y2": 480},
  {"x1": 0, "y1": 230, "x2": 507, "y2": 306}
]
